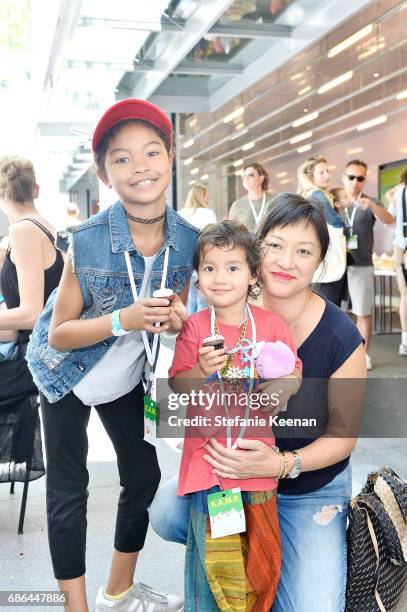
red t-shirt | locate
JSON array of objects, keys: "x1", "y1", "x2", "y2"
[{"x1": 170, "y1": 304, "x2": 302, "y2": 495}]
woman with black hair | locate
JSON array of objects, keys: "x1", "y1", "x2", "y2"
[{"x1": 150, "y1": 193, "x2": 366, "y2": 612}]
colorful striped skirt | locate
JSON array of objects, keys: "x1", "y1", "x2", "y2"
[{"x1": 184, "y1": 487, "x2": 281, "y2": 611}]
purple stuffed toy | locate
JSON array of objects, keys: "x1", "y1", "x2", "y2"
[{"x1": 254, "y1": 340, "x2": 296, "y2": 379}]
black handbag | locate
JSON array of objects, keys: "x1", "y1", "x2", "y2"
[
  {"x1": 346, "y1": 467, "x2": 407, "y2": 611},
  {"x1": 0, "y1": 338, "x2": 37, "y2": 401}
]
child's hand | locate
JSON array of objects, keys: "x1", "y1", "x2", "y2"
[
  {"x1": 198, "y1": 345, "x2": 227, "y2": 377},
  {"x1": 120, "y1": 298, "x2": 171, "y2": 333},
  {"x1": 254, "y1": 374, "x2": 300, "y2": 416},
  {"x1": 168, "y1": 294, "x2": 188, "y2": 332}
]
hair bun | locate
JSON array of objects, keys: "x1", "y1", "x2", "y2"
[{"x1": 6, "y1": 162, "x2": 20, "y2": 181}]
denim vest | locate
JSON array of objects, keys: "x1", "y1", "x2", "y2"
[{"x1": 27, "y1": 202, "x2": 199, "y2": 403}]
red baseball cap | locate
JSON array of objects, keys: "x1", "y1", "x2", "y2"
[{"x1": 92, "y1": 98, "x2": 173, "y2": 152}]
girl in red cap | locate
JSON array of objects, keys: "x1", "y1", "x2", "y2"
[{"x1": 27, "y1": 99, "x2": 199, "y2": 612}]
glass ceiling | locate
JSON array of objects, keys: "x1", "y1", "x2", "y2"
[{"x1": 22, "y1": 0, "x2": 381, "y2": 187}]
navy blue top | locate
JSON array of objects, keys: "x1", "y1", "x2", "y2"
[{"x1": 276, "y1": 298, "x2": 363, "y2": 494}]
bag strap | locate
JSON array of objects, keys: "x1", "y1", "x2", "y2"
[
  {"x1": 374, "y1": 476, "x2": 407, "y2": 560},
  {"x1": 359, "y1": 506, "x2": 387, "y2": 612},
  {"x1": 402, "y1": 187, "x2": 407, "y2": 239},
  {"x1": 358, "y1": 493, "x2": 406, "y2": 565}
]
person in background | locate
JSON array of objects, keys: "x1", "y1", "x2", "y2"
[
  {"x1": 387, "y1": 167, "x2": 407, "y2": 356},
  {"x1": 229, "y1": 162, "x2": 273, "y2": 232},
  {"x1": 330, "y1": 187, "x2": 349, "y2": 216},
  {"x1": 66, "y1": 202, "x2": 82, "y2": 226},
  {"x1": 297, "y1": 155, "x2": 347, "y2": 307},
  {"x1": 0, "y1": 156, "x2": 64, "y2": 341},
  {"x1": 342, "y1": 159, "x2": 394, "y2": 370},
  {"x1": 178, "y1": 183, "x2": 217, "y2": 313},
  {"x1": 177, "y1": 183, "x2": 216, "y2": 229}
]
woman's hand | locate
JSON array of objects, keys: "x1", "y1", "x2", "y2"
[
  {"x1": 121, "y1": 297, "x2": 172, "y2": 333},
  {"x1": 203, "y1": 437, "x2": 281, "y2": 479},
  {"x1": 198, "y1": 345, "x2": 227, "y2": 377}
]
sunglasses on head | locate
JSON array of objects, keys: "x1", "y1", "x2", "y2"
[{"x1": 345, "y1": 174, "x2": 365, "y2": 182}]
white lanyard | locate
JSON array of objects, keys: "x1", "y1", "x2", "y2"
[
  {"x1": 210, "y1": 304, "x2": 256, "y2": 449},
  {"x1": 248, "y1": 193, "x2": 266, "y2": 227},
  {"x1": 345, "y1": 206, "x2": 357, "y2": 235},
  {"x1": 124, "y1": 246, "x2": 169, "y2": 368}
]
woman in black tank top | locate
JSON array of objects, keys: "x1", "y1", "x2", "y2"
[{"x1": 0, "y1": 156, "x2": 64, "y2": 337}]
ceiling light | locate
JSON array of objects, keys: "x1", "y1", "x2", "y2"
[
  {"x1": 396, "y1": 89, "x2": 407, "y2": 100},
  {"x1": 183, "y1": 138, "x2": 194, "y2": 149},
  {"x1": 188, "y1": 179, "x2": 196, "y2": 185},
  {"x1": 276, "y1": 171, "x2": 287, "y2": 178},
  {"x1": 235, "y1": 169, "x2": 244, "y2": 176},
  {"x1": 289, "y1": 130, "x2": 312, "y2": 144},
  {"x1": 298, "y1": 85, "x2": 311, "y2": 96},
  {"x1": 191, "y1": 167, "x2": 199, "y2": 175},
  {"x1": 241, "y1": 141, "x2": 255, "y2": 151},
  {"x1": 400, "y1": 147, "x2": 407, "y2": 154},
  {"x1": 223, "y1": 106, "x2": 244, "y2": 123},
  {"x1": 318, "y1": 71, "x2": 353, "y2": 94},
  {"x1": 346, "y1": 147, "x2": 364, "y2": 155},
  {"x1": 233, "y1": 159, "x2": 244, "y2": 167},
  {"x1": 358, "y1": 42, "x2": 385, "y2": 60},
  {"x1": 328, "y1": 165, "x2": 336, "y2": 170},
  {"x1": 280, "y1": 179, "x2": 291, "y2": 185},
  {"x1": 292, "y1": 111, "x2": 319, "y2": 128},
  {"x1": 184, "y1": 157, "x2": 193, "y2": 166},
  {"x1": 297, "y1": 144, "x2": 312, "y2": 153},
  {"x1": 231, "y1": 128, "x2": 249, "y2": 140},
  {"x1": 327, "y1": 24, "x2": 374, "y2": 58},
  {"x1": 189, "y1": 118, "x2": 198, "y2": 128},
  {"x1": 373, "y1": 72, "x2": 380, "y2": 78},
  {"x1": 200, "y1": 174, "x2": 208, "y2": 181},
  {"x1": 290, "y1": 72, "x2": 303, "y2": 81},
  {"x1": 235, "y1": 121, "x2": 245, "y2": 130},
  {"x1": 356, "y1": 115, "x2": 387, "y2": 131}
]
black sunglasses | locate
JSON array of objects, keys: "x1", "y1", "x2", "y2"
[{"x1": 345, "y1": 174, "x2": 365, "y2": 182}]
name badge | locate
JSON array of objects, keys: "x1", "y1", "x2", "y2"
[
  {"x1": 144, "y1": 395, "x2": 160, "y2": 447},
  {"x1": 207, "y1": 487, "x2": 246, "y2": 539},
  {"x1": 348, "y1": 234, "x2": 358, "y2": 250}
]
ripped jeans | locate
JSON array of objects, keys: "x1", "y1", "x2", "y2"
[{"x1": 149, "y1": 463, "x2": 352, "y2": 612}]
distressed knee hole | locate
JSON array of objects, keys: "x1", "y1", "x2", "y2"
[{"x1": 312, "y1": 504, "x2": 343, "y2": 526}]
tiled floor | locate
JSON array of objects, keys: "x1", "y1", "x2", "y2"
[{"x1": 0, "y1": 332, "x2": 406, "y2": 611}]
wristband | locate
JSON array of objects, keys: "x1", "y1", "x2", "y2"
[{"x1": 111, "y1": 309, "x2": 129, "y2": 337}]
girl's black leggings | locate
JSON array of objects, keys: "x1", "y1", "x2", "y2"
[{"x1": 40, "y1": 383, "x2": 161, "y2": 580}]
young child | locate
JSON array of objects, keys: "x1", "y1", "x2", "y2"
[
  {"x1": 27, "y1": 99, "x2": 199, "y2": 612},
  {"x1": 169, "y1": 221, "x2": 302, "y2": 611}
]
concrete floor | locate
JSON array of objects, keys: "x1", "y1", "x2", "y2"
[{"x1": 0, "y1": 333, "x2": 406, "y2": 611}]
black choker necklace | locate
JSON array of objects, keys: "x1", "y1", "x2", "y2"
[{"x1": 125, "y1": 209, "x2": 166, "y2": 224}]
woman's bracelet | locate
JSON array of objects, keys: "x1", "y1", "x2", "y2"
[{"x1": 277, "y1": 454, "x2": 285, "y2": 479}]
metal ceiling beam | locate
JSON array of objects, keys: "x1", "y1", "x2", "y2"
[
  {"x1": 43, "y1": 0, "x2": 82, "y2": 93},
  {"x1": 130, "y1": 0, "x2": 235, "y2": 100},
  {"x1": 207, "y1": 20, "x2": 292, "y2": 39},
  {"x1": 132, "y1": 59, "x2": 242, "y2": 76}
]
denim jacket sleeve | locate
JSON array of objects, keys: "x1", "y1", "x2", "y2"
[{"x1": 311, "y1": 190, "x2": 344, "y2": 229}]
